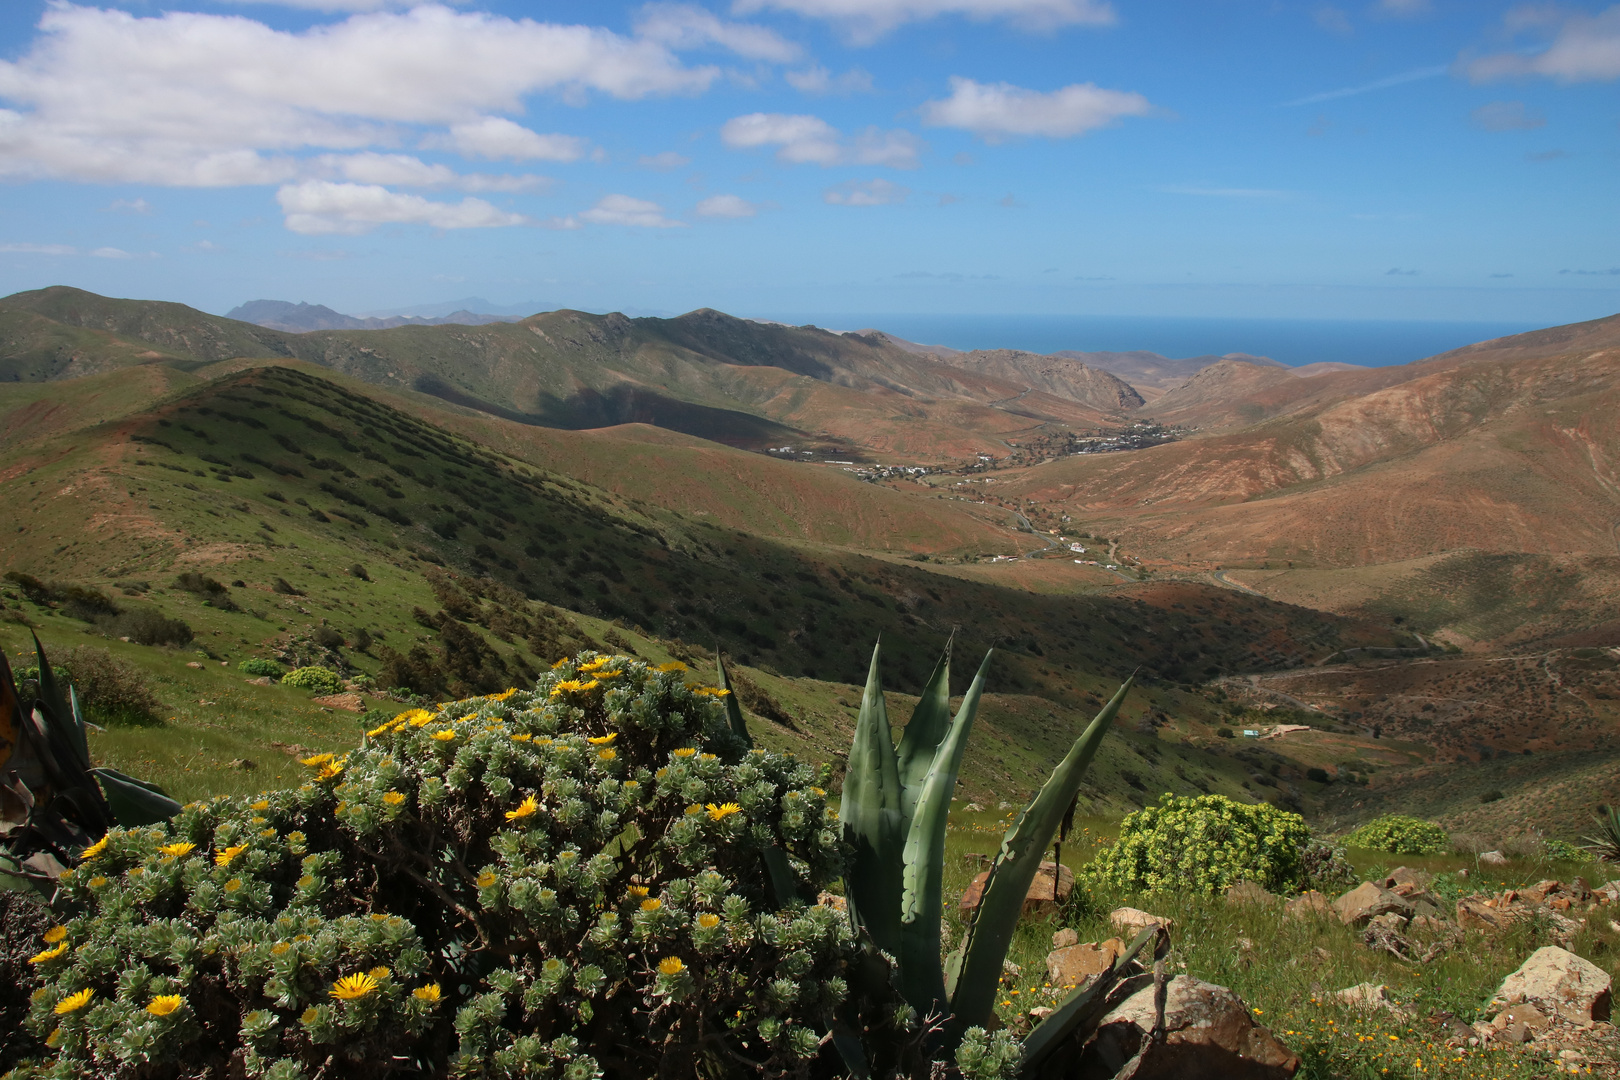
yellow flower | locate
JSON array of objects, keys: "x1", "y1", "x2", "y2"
[
  {"x1": 146, "y1": 995, "x2": 182, "y2": 1017},
  {"x1": 383, "y1": 791, "x2": 407, "y2": 806},
  {"x1": 297, "y1": 874, "x2": 315, "y2": 889},
  {"x1": 315, "y1": 762, "x2": 345, "y2": 780},
  {"x1": 430, "y1": 730, "x2": 457, "y2": 742},
  {"x1": 580, "y1": 679, "x2": 600, "y2": 691},
  {"x1": 551, "y1": 657, "x2": 572, "y2": 669},
  {"x1": 89, "y1": 876, "x2": 108, "y2": 888},
  {"x1": 54, "y1": 989, "x2": 94, "y2": 1015},
  {"x1": 587, "y1": 732, "x2": 617, "y2": 744},
  {"x1": 271, "y1": 942, "x2": 292, "y2": 955},
  {"x1": 477, "y1": 870, "x2": 498, "y2": 888},
  {"x1": 685, "y1": 804, "x2": 703, "y2": 816},
  {"x1": 216, "y1": 844, "x2": 248, "y2": 867},
  {"x1": 550, "y1": 679, "x2": 588, "y2": 696},
  {"x1": 300, "y1": 1007, "x2": 319, "y2": 1024},
  {"x1": 159, "y1": 841, "x2": 195, "y2": 859},
  {"x1": 596, "y1": 668, "x2": 622, "y2": 679},
  {"x1": 329, "y1": 973, "x2": 380, "y2": 1001},
  {"x1": 299, "y1": 753, "x2": 334, "y2": 767},
  {"x1": 811, "y1": 787, "x2": 826, "y2": 797},
  {"x1": 42, "y1": 926, "x2": 67, "y2": 945},
  {"x1": 706, "y1": 802, "x2": 742, "y2": 822},
  {"x1": 628, "y1": 885, "x2": 649, "y2": 898},
  {"x1": 697, "y1": 913, "x2": 721, "y2": 929},
  {"x1": 44, "y1": 1028, "x2": 60, "y2": 1048},
  {"x1": 251, "y1": 800, "x2": 270, "y2": 811},
  {"x1": 512, "y1": 732, "x2": 532, "y2": 742},
  {"x1": 367, "y1": 966, "x2": 391, "y2": 981},
  {"x1": 413, "y1": 983, "x2": 442, "y2": 1003},
  {"x1": 641, "y1": 898, "x2": 662, "y2": 912},
  {"x1": 260, "y1": 828, "x2": 277, "y2": 838},
  {"x1": 700, "y1": 753, "x2": 717, "y2": 761},
  {"x1": 224, "y1": 878, "x2": 244, "y2": 892},
  {"x1": 505, "y1": 796, "x2": 540, "y2": 821},
  {"x1": 597, "y1": 749, "x2": 617, "y2": 761},
  {"x1": 404, "y1": 709, "x2": 436, "y2": 727},
  {"x1": 656, "y1": 661, "x2": 687, "y2": 673},
  {"x1": 658, "y1": 957, "x2": 685, "y2": 975},
  {"x1": 366, "y1": 719, "x2": 395, "y2": 737},
  {"x1": 490, "y1": 688, "x2": 517, "y2": 701},
  {"x1": 690, "y1": 686, "x2": 731, "y2": 697},
  {"x1": 79, "y1": 836, "x2": 107, "y2": 860},
  {"x1": 673, "y1": 747, "x2": 698, "y2": 758},
  {"x1": 579, "y1": 657, "x2": 608, "y2": 673},
  {"x1": 29, "y1": 942, "x2": 68, "y2": 964}
]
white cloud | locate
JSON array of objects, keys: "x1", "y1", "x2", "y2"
[
  {"x1": 578, "y1": 194, "x2": 685, "y2": 227},
  {"x1": 105, "y1": 197, "x2": 152, "y2": 215},
  {"x1": 318, "y1": 152, "x2": 550, "y2": 193},
  {"x1": 1470, "y1": 100, "x2": 1545, "y2": 131},
  {"x1": 823, "y1": 178, "x2": 908, "y2": 205},
  {"x1": 695, "y1": 193, "x2": 759, "y2": 217},
  {"x1": 0, "y1": 242, "x2": 78, "y2": 255},
  {"x1": 784, "y1": 65, "x2": 874, "y2": 94},
  {"x1": 1283, "y1": 65, "x2": 1447, "y2": 106},
  {"x1": 0, "y1": 4, "x2": 715, "y2": 187},
  {"x1": 212, "y1": 0, "x2": 425, "y2": 10},
  {"x1": 428, "y1": 118, "x2": 588, "y2": 162},
  {"x1": 275, "y1": 180, "x2": 531, "y2": 234},
  {"x1": 639, "y1": 150, "x2": 693, "y2": 170},
  {"x1": 90, "y1": 246, "x2": 134, "y2": 259},
  {"x1": 731, "y1": 0, "x2": 1114, "y2": 43},
  {"x1": 720, "y1": 112, "x2": 920, "y2": 166},
  {"x1": 1466, "y1": 6, "x2": 1620, "y2": 83},
  {"x1": 634, "y1": 4, "x2": 801, "y2": 62},
  {"x1": 919, "y1": 77, "x2": 1151, "y2": 141}
]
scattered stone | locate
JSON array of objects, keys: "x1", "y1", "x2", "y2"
[
  {"x1": 1226, "y1": 881, "x2": 1276, "y2": 907},
  {"x1": 1367, "y1": 911, "x2": 1408, "y2": 933},
  {"x1": 1597, "y1": 881, "x2": 1620, "y2": 904},
  {"x1": 1479, "y1": 850, "x2": 1508, "y2": 866},
  {"x1": 1382, "y1": 867, "x2": 1433, "y2": 893},
  {"x1": 1334, "y1": 882, "x2": 1412, "y2": 927},
  {"x1": 1052, "y1": 928, "x2": 1079, "y2": 949},
  {"x1": 1028, "y1": 1006, "x2": 1053, "y2": 1023},
  {"x1": 815, "y1": 891, "x2": 846, "y2": 912},
  {"x1": 1457, "y1": 868, "x2": 1469, "y2": 881},
  {"x1": 246, "y1": 676, "x2": 273, "y2": 686},
  {"x1": 1046, "y1": 938, "x2": 1125, "y2": 989},
  {"x1": 1284, "y1": 891, "x2": 1334, "y2": 921},
  {"x1": 1493, "y1": 1003, "x2": 1551, "y2": 1033},
  {"x1": 1003, "y1": 959, "x2": 1021, "y2": 976},
  {"x1": 186, "y1": 661, "x2": 203, "y2": 669},
  {"x1": 1457, "y1": 895, "x2": 1532, "y2": 935},
  {"x1": 1409, "y1": 914, "x2": 1456, "y2": 934},
  {"x1": 960, "y1": 861, "x2": 1074, "y2": 917},
  {"x1": 1500, "y1": 1022, "x2": 1533, "y2": 1044},
  {"x1": 1491, "y1": 946, "x2": 1612, "y2": 1025},
  {"x1": 311, "y1": 692, "x2": 366, "y2": 713},
  {"x1": 1334, "y1": 983, "x2": 1396, "y2": 1011},
  {"x1": 1080, "y1": 975, "x2": 1301, "y2": 1079},
  {"x1": 1110, "y1": 907, "x2": 1174, "y2": 937}
]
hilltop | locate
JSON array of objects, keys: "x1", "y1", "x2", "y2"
[{"x1": 225, "y1": 299, "x2": 524, "y2": 332}]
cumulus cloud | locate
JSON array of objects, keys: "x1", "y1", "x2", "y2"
[
  {"x1": 639, "y1": 150, "x2": 693, "y2": 170},
  {"x1": 784, "y1": 65, "x2": 874, "y2": 94},
  {"x1": 0, "y1": 4, "x2": 715, "y2": 187},
  {"x1": 1465, "y1": 6, "x2": 1620, "y2": 83},
  {"x1": 720, "y1": 112, "x2": 921, "y2": 166},
  {"x1": 427, "y1": 118, "x2": 588, "y2": 162},
  {"x1": 318, "y1": 152, "x2": 549, "y2": 192},
  {"x1": 823, "y1": 178, "x2": 908, "y2": 205},
  {"x1": 919, "y1": 77, "x2": 1151, "y2": 141},
  {"x1": 695, "y1": 194, "x2": 760, "y2": 217},
  {"x1": 731, "y1": 0, "x2": 1114, "y2": 43},
  {"x1": 275, "y1": 180, "x2": 530, "y2": 234},
  {"x1": 1470, "y1": 100, "x2": 1545, "y2": 131},
  {"x1": 211, "y1": 0, "x2": 426, "y2": 10},
  {"x1": 634, "y1": 4, "x2": 801, "y2": 62},
  {"x1": 578, "y1": 194, "x2": 685, "y2": 227}
]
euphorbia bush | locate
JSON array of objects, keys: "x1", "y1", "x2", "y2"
[
  {"x1": 1343, "y1": 814, "x2": 1448, "y2": 856},
  {"x1": 1084, "y1": 793, "x2": 1314, "y2": 895},
  {"x1": 18, "y1": 655, "x2": 873, "y2": 1079},
  {"x1": 280, "y1": 666, "x2": 343, "y2": 695}
]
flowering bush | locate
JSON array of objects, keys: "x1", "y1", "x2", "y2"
[
  {"x1": 1342, "y1": 815, "x2": 1448, "y2": 856},
  {"x1": 280, "y1": 666, "x2": 343, "y2": 695},
  {"x1": 15, "y1": 655, "x2": 867, "y2": 1079},
  {"x1": 1083, "y1": 794, "x2": 1314, "y2": 895},
  {"x1": 239, "y1": 659, "x2": 283, "y2": 678}
]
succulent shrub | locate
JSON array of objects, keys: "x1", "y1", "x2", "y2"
[
  {"x1": 1298, "y1": 838, "x2": 1357, "y2": 895},
  {"x1": 279, "y1": 666, "x2": 343, "y2": 695},
  {"x1": 239, "y1": 659, "x2": 284, "y2": 678},
  {"x1": 1343, "y1": 814, "x2": 1448, "y2": 856},
  {"x1": 1084, "y1": 793, "x2": 1314, "y2": 895},
  {"x1": 16, "y1": 655, "x2": 870, "y2": 1080}
]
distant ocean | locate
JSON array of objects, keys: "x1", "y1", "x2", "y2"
[{"x1": 761, "y1": 314, "x2": 1544, "y2": 369}]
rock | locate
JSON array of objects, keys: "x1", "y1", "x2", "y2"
[
  {"x1": 1110, "y1": 907, "x2": 1173, "y2": 937},
  {"x1": 1480, "y1": 850, "x2": 1508, "y2": 866},
  {"x1": 1046, "y1": 938, "x2": 1124, "y2": 989},
  {"x1": 1409, "y1": 914, "x2": 1456, "y2": 934},
  {"x1": 186, "y1": 661, "x2": 203, "y2": 669},
  {"x1": 1457, "y1": 868, "x2": 1469, "y2": 880},
  {"x1": 312, "y1": 692, "x2": 366, "y2": 712},
  {"x1": 1493, "y1": 1003, "x2": 1551, "y2": 1032},
  {"x1": 1028, "y1": 1006, "x2": 1053, "y2": 1023},
  {"x1": 246, "y1": 676, "x2": 274, "y2": 686},
  {"x1": 1051, "y1": 928, "x2": 1079, "y2": 948},
  {"x1": 1226, "y1": 881, "x2": 1276, "y2": 907},
  {"x1": 1334, "y1": 882, "x2": 1412, "y2": 927},
  {"x1": 1525, "y1": 880, "x2": 1565, "y2": 903},
  {"x1": 1500, "y1": 1021, "x2": 1533, "y2": 1044},
  {"x1": 1597, "y1": 881, "x2": 1620, "y2": 904},
  {"x1": 1284, "y1": 891, "x2": 1334, "y2": 921},
  {"x1": 1368, "y1": 911, "x2": 1409, "y2": 933},
  {"x1": 1457, "y1": 896, "x2": 1531, "y2": 934},
  {"x1": 1491, "y1": 946, "x2": 1612, "y2": 1024},
  {"x1": 815, "y1": 891, "x2": 846, "y2": 912},
  {"x1": 1080, "y1": 975, "x2": 1300, "y2": 1079},
  {"x1": 1383, "y1": 867, "x2": 1433, "y2": 893},
  {"x1": 1335, "y1": 983, "x2": 1396, "y2": 1011},
  {"x1": 959, "y1": 861, "x2": 1073, "y2": 917},
  {"x1": 1002, "y1": 959, "x2": 1021, "y2": 976}
]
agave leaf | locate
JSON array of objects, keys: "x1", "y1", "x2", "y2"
[
  {"x1": 894, "y1": 636, "x2": 953, "y2": 823},
  {"x1": 840, "y1": 640, "x2": 905, "y2": 957},
  {"x1": 948, "y1": 676, "x2": 1135, "y2": 1034},
  {"x1": 91, "y1": 767, "x2": 182, "y2": 827},
  {"x1": 714, "y1": 653, "x2": 753, "y2": 751},
  {"x1": 1018, "y1": 926, "x2": 1165, "y2": 1074},
  {"x1": 0, "y1": 650, "x2": 27, "y2": 784},
  {"x1": 895, "y1": 649, "x2": 992, "y2": 1014}
]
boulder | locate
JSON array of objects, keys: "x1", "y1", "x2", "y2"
[
  {"x1": 1283, "y1": 891, "x2": 1334, "y2": 921},
  {"x1": 246, "y1": 676, "x2": 274, "y2": 686},
  {"x1": 959, "y1": 861, "x2": 1073, "y2": 917},
  {"x1": 1226, "y1": 881, "x2": 1277, "y2": 907},
  {"x1": 1479, "y1": 850, "x2": 1508, "y2": 866},
  {"x1": 1334, "y1": 882, "x2": 1412, "y2": 927},
  {"x1": 1079, "y1": 975, "x2": 1300, "y2": 1079},
  {"x1": 1110, "y1": 907, "x2": 1173, "y2": 937},
  {"x1": 1492, "y1": 1003, "x2": 1550, "y2": 1033},
  {"x1": 1382, "y1": 867, "x2": 1433, "y2": 893},
  {"x1": 1491, "y1": 946, "x2": 1612, "y2": 1025},
  {"x1": 1597, "y1": 881, "x2": 1620, "y2": 904},
  {"x1": 1046, "y1": 937, "x2": 1125, "y2": 990},
  {"x1": 1051, "y1": 928, "x2": 1079, "y2": 949},
  {"x1": 1335, "y1": 983, "x2": 1396, "y2": 1011},
  {"x1": 1457, "y1": 895, "x2": 1529, "y2": 934}
]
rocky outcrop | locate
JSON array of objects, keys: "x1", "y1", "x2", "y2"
[
  {"x1": 958, "y1": 861, "x2": 1073, "y2": 917},
  {"x1": 1333, "y1": 882, "x2": 1412, "y2": 926},
  {"x1": 1491, "y1": 947, "x2": 1612, "y2": 1025},
  {"x1": 1110, "y1": 907, "x2": 1173, "y2": 937},
  {"x1": 1046, "y1": 938, "x2": 1125, "y2": 990},
  {"x1": 1079, "y1": 975, "x2": 1300, "y2": 1079}
]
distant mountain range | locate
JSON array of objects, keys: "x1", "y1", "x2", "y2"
[{"x1": 225, "y1": 299, "x2": 528, "y2": 333}]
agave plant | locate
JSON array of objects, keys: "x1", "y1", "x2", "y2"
[
  {"x1": 1581, "y1": 804, "x2": 1620, "y2": 863},
  {"x1": 834, "y1": 637, "x2": 1136, "y2": 1071},
  {"x1": 0, "y1": 633, "x2": 181, "y2": 895}
]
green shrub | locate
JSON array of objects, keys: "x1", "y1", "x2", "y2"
[
  {"x1": 1299, "y1": 839, "x2": 1357, "y2": 896},
  {"x1": 239, "y1": 659, "x2": 283, "y2": 678},
  {"x1": 280, "y1": 667, "x2": 343, "y2": 695},
  {"x1": 1343, "y1": 815, "x2": 1448, "y2": 856},
  {"x1": 1084, "y1": 793, "x2": 1314, "y2": 895},
  {"x1": 18, "y1": 656, "x2": 862, "y2": 1079},
  {"x1": 1544, "y1": 838, "x2": 1586, "y2": 862},
  {"x1": 55, "y1": 646, "x2": 164, "y2": 726}
]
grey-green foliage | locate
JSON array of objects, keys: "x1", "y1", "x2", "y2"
[{"x1": 955, "y1": 1027, "x2": 1023, "y2": 1080}]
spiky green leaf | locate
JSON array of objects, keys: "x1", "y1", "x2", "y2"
[
  {"x1": 839, "y1": 641, "x2": 905, "y2": 956},
  {"x1": 895, "y1": 636, "x2": 953, "y2": 823}
]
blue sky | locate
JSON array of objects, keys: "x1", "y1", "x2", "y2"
[{"x1": 0, "y1": 0, "x2": 1615, "y2": 325}]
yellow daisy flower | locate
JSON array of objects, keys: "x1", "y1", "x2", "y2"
[
  {"x1": 511, "y1": 732, "x2": 533, "y2": 742},
  {"x1": 641, "y1": 898, "x2": 662, "y2": 912},
  {"x1": 706, "y1": 802, "x2": 742, "y2": 822},
  {"x1": 146, "y1": 995, "x2": 183, "y2": 1017},
  {"x1": 216, "y1": 844, "x2": 248, "y2": 867},
  {"x1": 42, "y1": 926, "x2": 67, "y2": 945},
  {"x1": 29, "y1": 942, "x2": 68, "y2": 964},
  {"x1": 298, "y1": 753, "x2": 334, "y2": 767},
  {"x1": 251, "y1": 800, "x2": 271, "y2": 811},
  {"x1": 505, "y1": 796, "x2": 540, "y2": 821},
  {"x1": 329, "y1": 973, "x2": 379, "y2": 1001},
  {"x1": 673, "y1": 747, "x2": 698, "y2": 758},
  {"x1": 78, "y1": 836, "x2": 108, "y2": 860},
  {"x1": 54, "y1": 989, "x2": 94, "y2": 1015},
  {"x1": 477, "y1": 870, "x2": 498, "y2": 888},
  {"x1": 697, "y1": 913, "x2": 721, "y2": 929},
  {"x1": 383, "y1": 791, "x2": 407, "y2": 806},
  {"x1": 656, "y1": 661, "x2": 687, "y2": 673},
  {"x1": 158, "y1": 841, "x2": 195, "y2": 859},
  {"x1": 658, "y1": 957, "x2": 685, "y2": 975},
  {"x1": 587, "y1": 732, "x2": 617, "y2": 744},
  {"x1": 430, "y1": 730, "x2": 457, "y2": 742},
  {"x1": 597, "y1": 749, "x2": 617, "y2": 761},
  {"x1": 413, "y1": 983, "x2": 442, "y2": 1003}
]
